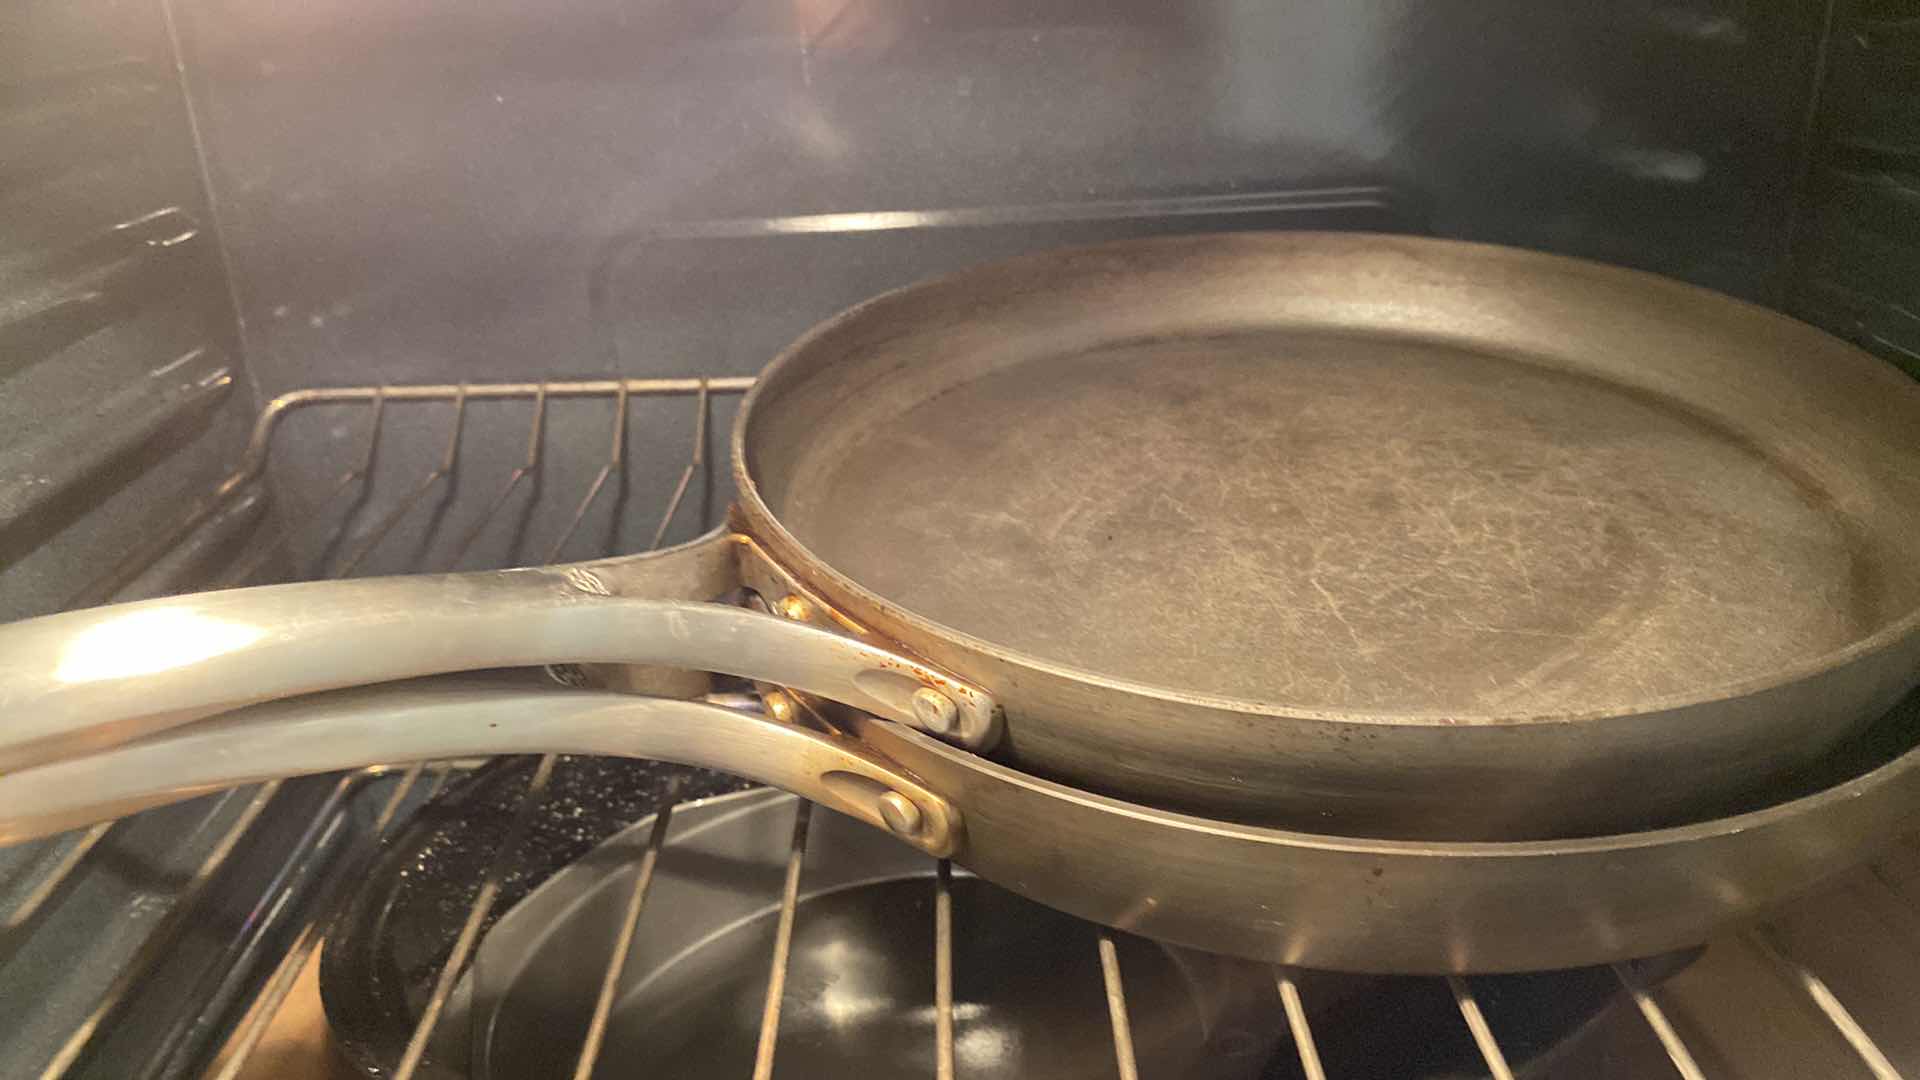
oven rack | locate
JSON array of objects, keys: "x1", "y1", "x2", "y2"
[{"x1": 2, "y1": 378, "x2": 1914, "y2": 1080}]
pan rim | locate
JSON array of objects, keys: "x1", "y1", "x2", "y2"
[
  {"x1": 730, "y1": 230, "x2": 1920, "y2": 730},
  {"x1": 858, "y1": 713, "x2": 1920, "y2": 859}
]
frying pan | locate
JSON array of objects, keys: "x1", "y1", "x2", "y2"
[{"x1": 5, "y1": 232, "x2": 1920, "y2": 844}]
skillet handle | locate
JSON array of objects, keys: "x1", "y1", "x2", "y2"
[
  {"x1": 0, "y1": 681, "x2": 961, "y2": 856},
  {"x1": 0, "y1": 527, "x2": 998, "y2": 772}
]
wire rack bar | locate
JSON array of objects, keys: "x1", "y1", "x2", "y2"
[
  {"x1": 751, "y1": 800, "x2": 813, "y2": 1080},
  {"x1": 66, "y1": 464, "x2": 257, "y2": 608},
  {"x1": 325, "y1": 379, "x2": 732, "y2": 1078},
  {"x1": 252, "y1": 375, "x2": 753, "y2": 412},
  {"x1": 140, "y1": 480, "x2": 422, "y2": 1075},
  {"x1": 37, "y1": 782, "x2": 281, "y2": 1080},
  {"x1": 1747, "y1": 927, "x2": 1904, "y2": 1080},
  {"x1": 209, "y1": 764, "x2": 443, "y2": 1080},
  {"x1": 1275, "y1": 967, "x2": 1328, "y2": 1080},
  {"x1": 1610, "y1": 961, "x2": 1708, "y2": 1080},
  {"x1": 127, "y1": 484, "x2": 269, "y2": 598},
  {"x1": 1447, "y1": 975, "x2": 1515, "y2": 1080},
  {"x1": 650, "y1": 381, "x2": 710, "y2": 549},
  {"x1": 934, "y1": 859, "x2": 956, "y2": 1080},
  {"x1": 394, "y1": 754, "x2": 559, "y2": 1080},
  {"x1": 546, "y1": 383, "x2": 628, "y2": 563},
  {"x1": 449, "y1": 386, "x2": 548, "y2": 565},
  {"x1": 570, "y1": 792, "x2": 679, "y2": 1080},
  {"x1": 66, "y1": 372, "x2": 376, "y2": 606},
  {"x1": 156, "y1": 498, "x2": 427, "y2": 1072},
  {"x1": 63, "y1": 376, "x2": 751, "y2": 605},
  {"x1": 333, "y1": 389, "x2": 465, "y2": 576},
  {"x1": 210, "y1": 393, "x2": 385, "y2": 588},
  {"x1": 561, "y1": 400, "x2": 713, "y2": 1078},
  {"x1": 143, "y1": 772, "x2": 374, "y2": 1077},
  {"x1": 1097, "y1": 930, "x2": 1141, "y2": 1080},
  {"x1": 150, "y1": 457, "x2": 420, "y2": 1068}
]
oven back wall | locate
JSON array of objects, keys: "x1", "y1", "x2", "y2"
[{"x1": 168, "y1": 0, "x2": 1829, "y2": 569}]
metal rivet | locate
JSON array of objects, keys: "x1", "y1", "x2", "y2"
[
  {"x1": 877, "y1": 791, "x2": 923, "y2": 836},
  {"x1": 910, "y1": 687, "x2": 959, "y2": 735},
  {"x1": 764, "y1": 690, "x2": 794, "y2": 721},
  {"x1": 777, "y1": 594, "x2": 811, "y2": 621}
]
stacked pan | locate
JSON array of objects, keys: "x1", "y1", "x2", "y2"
[{"x1": 4, "y1": 233, "x2": 1920, "y2": 972}]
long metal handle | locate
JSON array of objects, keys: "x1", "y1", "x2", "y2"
[
  {"x1": 0, "y1": 681, "x2": 961, "y2": 855},
  {"x1": 0, "y1": 529, "x2": 996, "y2": 771}
]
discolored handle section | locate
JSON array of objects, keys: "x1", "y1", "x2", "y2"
[
  {"x1": 0, "y1": 529, "x2": 998, "y2": 772},
  {"x1": 0, "y1": 681, "x2": 961, "y2": 856}
]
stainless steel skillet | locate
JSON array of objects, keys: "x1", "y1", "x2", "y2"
[{"x1": 4, "y1": 232, "x2": 1920, "y2": 841}]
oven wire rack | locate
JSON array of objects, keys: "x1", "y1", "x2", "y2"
[{"x1": 3, "y1": 378, "x2": 1916, "y2": 1080}]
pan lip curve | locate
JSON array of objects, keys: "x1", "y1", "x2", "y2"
[
  {"x1": 727, "y1": 230, "x2": 1920, "y2": 731},
  {"x1": 861, "y1": 716, "x2": 1920, "y2": 861}
]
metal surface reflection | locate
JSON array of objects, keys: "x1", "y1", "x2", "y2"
[{"x1": 51, "y1": 606, "x2": 264, "y2": 683}]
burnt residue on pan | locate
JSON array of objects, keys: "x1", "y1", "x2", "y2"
[{"x1": 319, "y1": 753, "x2": 753, "y2": 1074}]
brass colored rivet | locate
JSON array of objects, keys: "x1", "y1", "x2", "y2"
[
  {"x1": 877, "y1": 791, "x2": 923, "y2": 836},
  {"x1": 909, "y1": 687, "x2": 959, "y2": 736},
  {"x1": 777, "y1": 594, "x2": 811, "y2": 621},
  {"x1": 764, "y1": 691, "x2": 794, "y2": 721}
]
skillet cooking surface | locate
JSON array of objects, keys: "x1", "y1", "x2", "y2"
[{"x1": 784, "y1": 330, "x2": 1877, "y2": 714}]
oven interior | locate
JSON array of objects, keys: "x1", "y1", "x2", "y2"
[{"x1": 3, "y1": 1, "x2": 1919, "y2": 1077}]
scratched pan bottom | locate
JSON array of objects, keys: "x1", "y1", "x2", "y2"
[{"x1": 788, "y1": 331, "x2": 1880, "y2": 715}]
